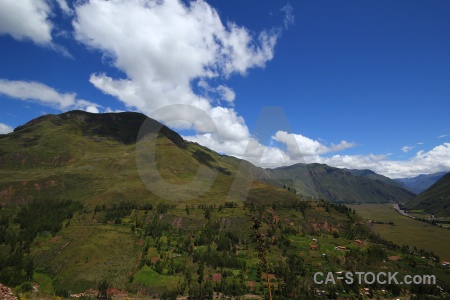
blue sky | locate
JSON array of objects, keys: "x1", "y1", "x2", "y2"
[{"x1": 0, "y1": 0, "x2": 449, "y2": 178}]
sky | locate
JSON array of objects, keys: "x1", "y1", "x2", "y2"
[{"x1": 0, "y1": 0, "x2": 450, "y2": 178}]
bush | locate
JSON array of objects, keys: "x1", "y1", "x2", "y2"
[{"x1": 20, "y1": 281, "x2": 33, "y2": 292}]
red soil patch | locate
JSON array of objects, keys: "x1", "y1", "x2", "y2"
[
  {"x1": 212, "y1": 274, "x2": 222, "y2": 282},
  {"x1": 50, "y1": 235, "x2": 61, "y2": 243},
  {"x1": 388, "y1": 256, "x2": 401, "y2": 261}
]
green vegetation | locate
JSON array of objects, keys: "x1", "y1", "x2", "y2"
[
  {"x1": 268, "y1": 163, "x2": 415, "y2": 203},
  {"x1": 406, "y1": 172, "x2": 450, "y2": 217},
  {"x1": 349, "y1": 204, "x2": 450, "y2": 260},
  {"x1": 0, "y1": 111, "x2": 448, "y2": 299}
]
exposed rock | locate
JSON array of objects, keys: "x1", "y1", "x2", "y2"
[{"x1": 0, "y1": 284, "x2": 18, "y2": 300}]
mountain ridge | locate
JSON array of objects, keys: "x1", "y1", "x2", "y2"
[
  {"x1": 395, "y1": 172, "x2": 447, "y2": 194},
  {"x1": 0, "y1": 110, "x2": 414, "y2": 205},
  {"x1": 405, "y1": 172, "x2": 450, "y2": 217}
]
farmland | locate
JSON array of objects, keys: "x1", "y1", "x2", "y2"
[{"x1": 349, "y1": 204, "x2": 450, "y2": 260}]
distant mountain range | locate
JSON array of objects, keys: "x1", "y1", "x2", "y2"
[
  {"x1": 263, "y1": 164, "x2": 414, "y2": 204},
  {"x1": 405, "y1": 172, "x2": 450, "y2": 217},
  {"x1": 395, "y1": 172, "x2": 447, "y2": 194}
]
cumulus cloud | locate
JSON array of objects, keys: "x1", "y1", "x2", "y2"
[
  {"x1": 72, "y1": 0, "x2": 282, "y2": 166},
  {"x1": 0, "y1": 79, "x2": 101, "y2": 112},
  {"x1": 0, "y1": 0, "x2": 53, "y2": 45},
  {"x1": 69, "y1": 0, "x2": 448, "y2": 179},
  {"x1": 0, "y1": 123, "x2": 13, "y2": 134},
  {"x1": 313, "y1": 143, "x2": 450, "y2": 178},
  {"x1": 273, "y1": 131, "x2": 355, "y2": 158},
  {"x1": 73, "y1": 0, "x2": 278, "y2": 134}
]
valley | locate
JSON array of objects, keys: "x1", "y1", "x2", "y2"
[{"x1": 349, "y1": 204, "x2": 450, "y2": 261}]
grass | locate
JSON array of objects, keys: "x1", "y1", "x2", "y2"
[
  {"x1": 133, "y1": 265, "x2": 178, "y2": 288},
  {"x1": 32, "y1": 222, "x2": 139, "y2": 293},
  {"x1": 349, "y1": 204, "x2": 450, "y2": 260},
  {"x1": 33, "y1": 272, "x2": 54, "y2": 294},
  {"x1": 2, "y1": 112, "x2": 449, "y2": 298}
]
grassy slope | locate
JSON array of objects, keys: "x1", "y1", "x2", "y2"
[
  {"x1": 0, "y1": 111, "x2": 303, "y2": 292},
  {"x1": 0, "y1": 111, "x2": 448, "y2": 297},
  {"x1": 269, "y1": 163, "x2": 415, "y2": 203},
  {"x1": 396, "y1": 172, "x2": 447, "y2": 194},
  {"x1": 405, "y1": 172, "x2": 450, "y2": 217}
]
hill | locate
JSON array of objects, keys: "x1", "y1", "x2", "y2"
[
  {"x1": 267, "y1": 163, "x2": 415, "y2": 204},
  {"x1": 396, "y1": 172, "x2": 447, "y2": 194},
  {"x1": 405, "y1": 172, "x2": 450, "y2": 217},
  {"x1": 347, "y1": 168, "x2": 407, "y2": 189},
  {"x1": 0, "y1": 111, "x2": 448, "y2": 298}
]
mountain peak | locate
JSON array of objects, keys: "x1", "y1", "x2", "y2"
[{"x1": 13, "y1": 110, "x2": 185, "y2": 147}]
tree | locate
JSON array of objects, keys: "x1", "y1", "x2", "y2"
[
  {"x1": 97, "y1": 279, "x2": 111, "y2": 299},
  {"x1": 197, "y1": 262, "x2": 204, "y2": 284},
  {"x1": 250, "y1": 214, "x2": 272, "y2": 300},
  {"x1": 24, "y1": 256, "x2": 34, "y2": 280},
  {"x1": 204, "y1": 208, "x2": 211, "y2": 220}
]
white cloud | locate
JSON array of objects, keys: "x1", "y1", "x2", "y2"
[
  {"x1": 197, "y1": 80, "x2": 235, "y2": 104},
  {"x1": 56, "y1": 0, "x2": 73, "y2": 15},
  {"x1": 273, "y1": 131, "x2": 356, "y2": 158},
  {"x1": 281, "y1": 3, "x2": 294, "y2": 29},
  {"x1": 438, "y1": 134, "x2": 449, "y2": 139},
  {"x1": 72, "y1": 0, "x2": 283, "y2": 170},
  {"x1": 401, "y1": 145, "x2": 415, "y2": 153},
  {"x1": 313, "y1": 143, "x2": 450, "y2": 178},
  {"x1": 85, "y1": 105, "x2": 100, "y2": 114},
  {"x1": 0, "y1": 123, "x2": 13, "y2": 134},
  {"x1": 216, "y1": 85, "x2": 236, "y2": 103},
  {"x1": 73, "y1": 0, "x2": 278, "y2": 144},
  {"x1": 0, "y1": 79, "x2": 101, "y2": 113},
  {"x1": 70, "y1": 0, "x2": 449, "y2": 179},
  {"x1": 0, "y1": 0, "x2": 53, "y2": 45}
]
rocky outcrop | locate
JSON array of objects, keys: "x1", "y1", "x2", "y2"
[{"x1": 0, "y1": 284, "x2": 18, "y2": 300}]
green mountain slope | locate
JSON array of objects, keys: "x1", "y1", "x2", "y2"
[
  {"x1": 0, "y1": 110, "x2": 252, "y2": 208},
  {"x1": 405, "y1": 172, "x2": 450, "y2": 217},
  {"x1": 0, "y1": 111, "x2": 447, "y2": 298},
  {"x1": 267, "y1": 163, "x2": 415, "y2": 204},
  {"x1": 347, "y1": 168, "x2": 408, "y2": 189},
  {"x1": 0, "y1": 110, "x2": 300, "y2": 289},
  {"x1": 396, "y1": 172, "x2": 447, "y2": 194}
]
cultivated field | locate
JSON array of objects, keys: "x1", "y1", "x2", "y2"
[{"x1": 349, "y1": 204, "x2": 450, "y2": 260}]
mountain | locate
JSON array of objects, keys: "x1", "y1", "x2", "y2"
[
  {"x1": 0, "y1": 111, "x2": 414, "y2": 207},
  {"x1": 266, "y1": 163, "x2": 415, "y2": 204},
  {"x1": 395, "y1": 172, "x2": 447, "y2": 194},
  {"x1": 405, "y1": 172, "x2": 450, "y2": 217},
  {"x1": 347, "y1": 168, "x2": 408, "y2": 189},
  {"x1": 0, "y1": 111, "x2": 445, "y2": 298},
  {"x1": 0, "y1": 110, "x2": 297, "y2": 291}
]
